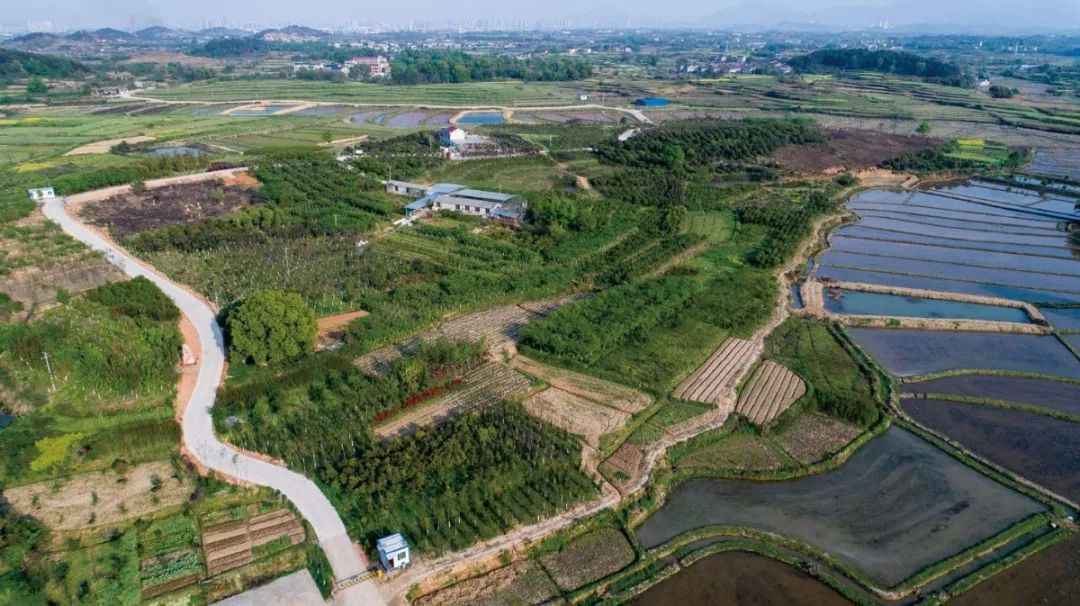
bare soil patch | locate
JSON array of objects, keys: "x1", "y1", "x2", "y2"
[
  {"x1": 202, "y1": 508, "x2": 305, "y2": 576},
  {"x1": 523, "y1": 388, "x2": 631, "y2": 448},
  {"x1": 315, "y1": 310, "x2": 369, "y2": 351},
  {"x1": 951, "y1": 534, "x2": 1080, "y2": 606},
  {"x1": 4, "y1": 460, "x2": 191, "y2": 530},
  {"x1": 736, "y1": 360, "x2": 806, "y2": 425},
  {"x1": 773, "y1": 129, "x2": 940, "y2": 174},
  {"x1": 774, "y1": 412, "x2": 864, "y2": 465},
  {"x1": 80, "y1": 180, "x2": 258, "y2": 238},
  {"x1": 513, "y1": 356, "x2": 650, "y2": 414},
  {"x1": 65, "y1": 135, "x2": 156, "y2": 156},
  {"x1": 1, "y1": 257, "x2": 123, "y2": 308},
  {"x1": 415, "y1": 559, "x2": 558, "y2": 606},
  {"x1": 601, "y1": 442, "x2": 646, "y2": 490}
]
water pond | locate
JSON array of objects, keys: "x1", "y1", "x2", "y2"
[
  {"x1": 847, "y1": 328, "x2": 1080, "y2": 378},
  {"x1": 229, "y1": 104, "x2": 291, "y2": 116},
  {"x1": 816, "y1": 266, "x2": 1080, "y2": 304},
  {"x1": 1039, "y1": 306, "x2": 1080, "y2": 330},
  {"x1": 903, "y1": 399, "x2": 1080, "y2": 501},
  {"x1": 0, "y1": 413, "x2": 12, "y2": 430},
  {"x1": 634, "y1": 427, "x2": 1044, "y2": 587},
  {"x1": 629, "y1": 550, "x2": 850, "y2": 606},
  {"x1": 457, "y1": 112, "x2": 504, "y2": 125},
  {"x1": 824, "y1": 289, "x2": 1031, "y2": 323},
  {"x1": 902, "y1": 375, "x2": 1080, "y2": 417},
  {"x1": 149, "y1": 146, "x2": 205, "y2": 157}
]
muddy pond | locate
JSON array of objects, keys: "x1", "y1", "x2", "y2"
[
  {"x1": 634, "y1": 427, "x2": 1044, "y2": 587},
  {"x1": 950, "y1": 534, "x2": 1080, "y2": 606},
  {"x1": 847, "y1": 328, "x2": 1080, "y2": 378},
  {"x1": 629, "y1": 551, "x2": 850, "y2": 606},
  {"x1": 903, "y1": 399, "x2": 1080, "y2": 501}
]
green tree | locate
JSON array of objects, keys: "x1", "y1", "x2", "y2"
[
  {"x1": 661, "y1": 144, "x2": 685, "y2": 168},
  {"x1": 227, "y1": 290, "x2": 316, "y2": 365},
  {"x1": 916, "y1": 121, "x2": 932, "y2": 134},
  {"x1": 26, "y1": 76, "x2": 47, "y2": 95}
]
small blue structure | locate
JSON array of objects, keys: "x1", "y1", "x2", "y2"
[
  {"x1": 376, "y1": 533, "x2": 410, "y2": 571},
  {"x1": 634, "y1": 97, "x2": 670, "y2": 107}
]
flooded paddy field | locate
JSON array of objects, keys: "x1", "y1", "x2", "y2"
[
  {"x1": 816, "y1": 184, "x2": 1080, "y2": 304},
  {"x1": 902, "y1": 399, "x2": 1080, "y2": 501},
  {"x1": 292, "y1": 105, "x2": 348, "y2": 116},
  {"x1": 1025, "y1": 148, "x2": 1080, "y2": 182},
  {"x1": 817, "y1": 267, "x2": 1080, "y2": 304},
  {"x1": 229, "y1": 104, "x2": 293, "y2": 115},
  {"x1": 818, "y1": 249, "x2": 1080, "y2": 296},
  {"x1": 828, "y1": 236, "x2": 1079, "y2": 276},
  {"x1": 457, "y1": 111, "x2": 505, "y2": 125},
  {"x1": 635, "y1": 427, "x2": 1044, "y2": 587},
  {"x1": 950, "y1": 534, "x2": 1080, "y2": 606},
  {"x1": 847, "y1": 329, "x2": 1080, "y2": 378},
  {"x1": 1040, "y1": 307, "x2": 1080, "y2": 330},
  {"x1": 902, "y1": 375, "x2": 1080, "y2": 416},
  {"x1": 629, "y1": 551, "x2": 850, "y2": 606},
  {"x1": 835, "y1": 225, "x2": 1078, "y2": 260},
  {"x1": 824, "y1": 289, "x2": 1030, "y2": 323}
]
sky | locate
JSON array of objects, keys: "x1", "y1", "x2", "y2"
[{"x1": 6, "y1": 0, "x2": 1080, "y2": 33}]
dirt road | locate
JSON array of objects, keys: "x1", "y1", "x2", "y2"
[{"x1": 41, "y1": 189, "x2": 383, "y2": 605}]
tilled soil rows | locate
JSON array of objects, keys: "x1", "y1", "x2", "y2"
[
  {"x1": 736, "y1": 360, "x2": 807, "y2": 425},
  {"x1": 675, "y1": 338, "x2": 758, "y2": 404}
]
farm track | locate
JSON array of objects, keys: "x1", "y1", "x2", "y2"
[{"x1": 42, "y1": 179, "x2": 384, "y2": 605}]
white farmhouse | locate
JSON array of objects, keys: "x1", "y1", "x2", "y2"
[
  {"x1": 27, "y1": 187, "x2": 55, "y2": 202},
  {"x1": 376, "y1": 533, "x2": 410, "y2": 571}
]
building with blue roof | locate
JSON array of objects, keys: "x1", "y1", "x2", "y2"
[
  {"x1": 634, "y1": 97, "x2": 670, "y2": 107},
  {"x1": 376, "y1": 533, "x2": 410, "y2": 571}
]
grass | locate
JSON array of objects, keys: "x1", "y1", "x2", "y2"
[
  {"x1": 141, "y1": 80, "x2": 584, "y2": 106},
  {"x1": 427, "y1": 155, "x2": 562, "y2": 192}
]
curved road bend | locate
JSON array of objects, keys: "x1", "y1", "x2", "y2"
[{"x1": 42, "y1": 196, "x2": 383, "y2": 605}]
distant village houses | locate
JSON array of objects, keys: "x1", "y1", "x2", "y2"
[
  {"x1": 293, "y1": 55, "x2": 391, "y2": 78},
  {"x1": 345, "y1": 56, "x2": 391, "y2": 78}
]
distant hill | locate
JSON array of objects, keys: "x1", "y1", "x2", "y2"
[
  {"x1": 189, "y1": 36, "x2": 268, "y2": 57},
  {"x1": 0, "y1": 48, "x2": 89, "y2": 78},
  {"x1": 135, "y1": 26, "x2": 190, "y2": 43},
  {"x1": 66, "y1": 28, "x2": 135, "y2": 43}
]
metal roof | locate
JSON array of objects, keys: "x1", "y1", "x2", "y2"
[
  {"x1": 453, "y1": 189, "x2": 517, "y2": 203},
  {"x1": 405, "y1": 198, "x2": 432, "y2": 211},
  {"x1": 376, "y1": 533, "x2": 409, "y2": 552},
  {"x1": 387, "y1": 180, "x2": 426, "y2": 189},
  {"x1": 427, "y1": 183, "x2": 465, "y2": 194}
]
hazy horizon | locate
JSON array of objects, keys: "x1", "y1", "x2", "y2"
[{"x1": 5, "y1": 0, "x2": 1080, "y2": 34}]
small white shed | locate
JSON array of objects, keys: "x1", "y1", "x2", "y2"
[
  {"x1": 376, "y1": 533, "x2": 410, "y2": 571},
  {"x1": 27, "y1": 187, "x2": 56, "y2": 202}
]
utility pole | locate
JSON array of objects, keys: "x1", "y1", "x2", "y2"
[{"x1": 42, "y1": 351, "x2": 56, "y2": 392}]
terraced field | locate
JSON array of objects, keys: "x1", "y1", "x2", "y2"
[
  {"x1": 735, "y1": 360, "x2": 806, "y2": 425},
  {"x1": 201, "y1": 509, "x2": 305, "y2": 577},
  {"x1": 674, "y1": 338, "x2": 759, "y2": 405}
]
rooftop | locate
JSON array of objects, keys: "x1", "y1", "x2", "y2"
[
  {"x1": 454, "y1": 189, "x2": 517, "y2": 203},
  {"x1": 376, "y1": 533, "x2": 409, "y2": 552}
]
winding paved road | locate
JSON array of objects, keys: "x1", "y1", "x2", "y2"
[{"x1": 42, "y1": 193, "x2": 382, "y2": 605}]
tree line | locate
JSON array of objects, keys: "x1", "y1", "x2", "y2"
[
  {"x1": 390, "y1": 50, "x2": 592, "y2": 85},
  {"x1": 788, "y1": 48, "x2": 969, "y2": 86}
]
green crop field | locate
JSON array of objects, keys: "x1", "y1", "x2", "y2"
[{"x1": 142, "y1": 80, "x2": 586, "y2": 106}]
